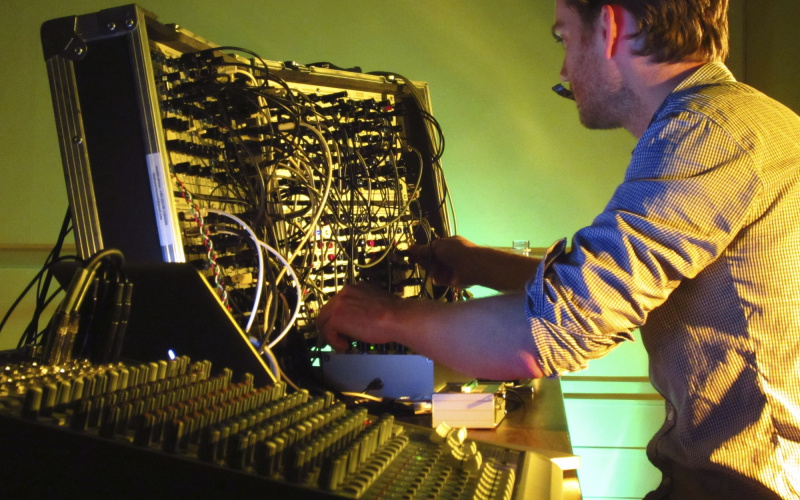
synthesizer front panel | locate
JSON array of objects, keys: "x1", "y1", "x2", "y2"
[{"x1": 41, "y1": 3, "x2": 452, "y2": 379}]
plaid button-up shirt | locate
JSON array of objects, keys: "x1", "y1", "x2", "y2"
[{"x1": 526, "y1": 62, "x2": 800, "y2": 499}]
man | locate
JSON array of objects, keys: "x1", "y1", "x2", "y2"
[{"x1": 318, "y1": 0, "x2": 800, "y2": 498}]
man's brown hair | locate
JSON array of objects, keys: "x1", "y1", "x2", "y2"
[{"x1": 564, "y1": 0, "x2": 729, "y2": 63}]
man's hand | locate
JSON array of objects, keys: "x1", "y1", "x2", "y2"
[
  {"x1": 408, "y1": 235, "x2": 542, "y2": 292},
  {"x1": 407, "y1": 235, "x2": 479, "y2": 288},
  {"x1": 316, "y1": 282, "x2": 402, "y2": 352}
]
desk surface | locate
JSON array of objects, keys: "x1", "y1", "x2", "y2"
[
  {"x1": 469, "y1": 377, "x2": 572, "y2": 451},
  {"x1": 399, "y1": 377, "x2": 581, "y2": 500}
]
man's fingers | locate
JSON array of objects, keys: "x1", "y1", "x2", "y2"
[
  {"x1": 326, "y1": 331, "x2": 352, "y2": 352},
  {"x1": 316, "y1": 282, "x2": 403, "y2": 353},
  {"x1": 405, "y1": 244, "x2": 429, "y2": 265},
  {"x1": 316, "y1": 284, "x2": 371, "y2": 351}
]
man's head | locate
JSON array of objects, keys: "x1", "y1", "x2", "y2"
[
  {"x1": 563, "y1": 0, "x2": 729, "y2": 63},
  {"x1": 553, "y1": 0, "x2": 729, "y2": 135}
]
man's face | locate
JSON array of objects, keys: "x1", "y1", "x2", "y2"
[{"x1": 553, "y1": 0, "x2": 633, "y2": 130}]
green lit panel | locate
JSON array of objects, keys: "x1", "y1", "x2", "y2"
[
  {"x1": 574, "y1": 446, "x2": 661, "y2": 499},
  {"x1": 564, "y1": 398, "x2": 664, "y2": 448},
  {"x1": 561, "y1": 379, "x2": 659, "y2": 395}
]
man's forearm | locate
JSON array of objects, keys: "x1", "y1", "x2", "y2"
[
  {"x1": 466, "y1": 247, "x2": 542, "y2": 292},
  {"x1": 387, "y1": 291, "x2": 544, "y2": 380}
]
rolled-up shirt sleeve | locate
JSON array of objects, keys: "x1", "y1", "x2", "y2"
[{"x1": 525, "y1": 108, "x2": 762, "y2": 377}]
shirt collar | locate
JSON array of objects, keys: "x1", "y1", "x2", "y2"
[
  {"x1": 671, "y1": 61, "x2": 736, "y2": 94},
  {"x1": 645, "y1": 62, "x2": 736, "y2": 133}
]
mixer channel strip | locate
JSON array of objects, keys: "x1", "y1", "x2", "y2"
[{"x1": 0, "y1": 357, "x2": 525, "y2": 499}]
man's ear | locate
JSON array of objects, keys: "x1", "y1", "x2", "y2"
[{"x1": 600, "y1": 4, "x2": 627, "y2": 59}]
